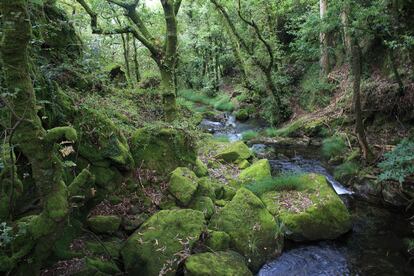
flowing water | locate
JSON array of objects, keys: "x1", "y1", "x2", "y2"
[{"x1": 199, "y1": 114, "x2": 414, "y2": 276}]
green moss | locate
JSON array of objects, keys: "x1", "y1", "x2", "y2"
[
  {"x1": 89, "y1": 166, "x2": 122, "y2": 191},
  {"x1": 85, "y1": 238, "x2": 122, "y2": 259},
  {"x1": 45, "y1": 180, "x2": 69, "y2": 220},
  {"x1": 184, "y1": 251, "x2": 252, "y2": 276},
  {"x1": 235, "y1": 109, "x2": 250, "y2": 121},
  {"x1": 67, "y1": 168, "x2": 94, "y2": 197},
  {"x1": 205, "y1": 231, "x2": 231, "y2": 252},
  {"x1": 238, "y1": 159, "x2": 271, "y2": 185},
  {"x1": 209, "y1": 188, "x2": 283, "y2": 272},
  {"x1": 130, "y1": 126, "x2": 197, "y2": 175},
  {"x1": 265, "y1": 117, "x2": 326, "y2": 138},
  {"x1": 122, "y1": 209, "x2": 206, "y2": 275},
  {"x1": 74, "y1": 107, "x2": 134, "y2": 169},
  {"x1": 260, "y1": 174, "x2": 352, "y2": 241},
  {"x1": 194, "y1": 158, "x2": 208, "y2": 177},
  {"x1": 245, "y1": 174, "x2": 307, "y2": 196},
  {"x1": 81, "y1": 257, "x2": 121, "y2": 275},
  {"x1": 238, "y1": 160, "x2": 250, "y2": 169},
  {"x1": 195, "y1": 177, "x2": 217, "y2": 200},
  {"x1": 87, "y1": 215, "x2": 121, "y2": 234},
  {"x1": 190, "y1": 196, "x2": 215, "y2": 219},
  {"x1": 44, "y1": 126, "x2": 77, "y2": 143},
  {"x1": 214, "y1": 141, "x2": 252, "y2": 163},
  {"x1": 169, "y1": 167, "x2": 199, "y2": 206}
]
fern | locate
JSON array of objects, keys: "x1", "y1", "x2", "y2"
[{"x1": 378, "y1": 139, "x2": 414, "y2": 183}]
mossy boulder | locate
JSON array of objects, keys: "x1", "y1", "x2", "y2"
[
  {"x1": 130, "y1": 127, "x2": 197, "y2": 175},
  {"x1": 122, "y1": 209, "x2": 206, "y2": 276},
  {"x1": 196, "y1": 177, "x2": 217, "y2": 199},
  {"x1": 85, "y1": 238, "x2": 122, "y2": 259},
  {"x1": 87, "y1": 215, "x2": 121, "y2": 234},
  {"x1": 72, "y1": 257, "x2": 121, "y2": 275},
  {"x1": 194, "y1": 158, "x2": 208, "y2": 177},
  {"x1": 184, "y1": 251, "x2": 252, "y2": 276},
  {"x1": 214, "y1": 141, "x2": 252, "y2": 163},
  {"x1": 205, "y1": 230, "x2": 231, "y2": 251},
  {"x1": 238, "y1": 159, "x2": 271, "y2": 184},
  {"x1": 260, "y1": 173, "x2": 352, "y2": 241},
  {"x1": 209, "y1": 188, "x2": 283, "y2": 272},
  {"x1": 190, "y1": 196, "x2": 215, "y2": 219},
  {"x1": 74, "y1": 108, "x2": 134, "y2": 170},
  {"x1": 169, "y1": 167, "x2": 199, "y2": 206},
  {"x1": 89, "y1": 165, "x2": 122, "y2": 190},
  {"x1": 235, "y1": 109, "x2": 250, "y2": 122}
]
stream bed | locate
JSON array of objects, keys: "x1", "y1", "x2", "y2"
[{"x1": 199, "y1": 114, "x2": 414, "y2": 276}]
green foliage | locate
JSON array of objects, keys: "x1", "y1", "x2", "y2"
[
  {"x1": 299, "y1": 64, "x2": 335, "y2": 111},
  {"x1": 242, "y1": 130, "x2": 259, "y2": 141},
  {"x1": 245, "y1": 174, "x2": 306, "y2": 196},
  {"x1": 322, "y1": 136, "x2": 347, "y2": 159},
  {"x1": 178, "y1": 89, "x2": 234, "y2": 112},
  {"x1": 334, "y1": 161, "x2": 360, "y2": 181},
  {"x1": 378, "y1": 139, "x2": 414, "y2": 184}
]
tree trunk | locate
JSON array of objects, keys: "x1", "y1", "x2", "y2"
[
  {"x1": 133, "y1": 38, "x2": 141, "y2": 83},
  {"x1": 120, "y1": 33, "x2": 132, "y2": 85},
  {"x1": 350, "y1": 44, "x2": 373, "y2": 162},
  {"x1": 159, "y1": 65, "x2": 176, "y2": 121},
  {"x1": 320, "y1": 0, "x2": 330, "y2": 76},
  {"x1": 0, "y1": 1, "x2": 92, "y2": 273}
]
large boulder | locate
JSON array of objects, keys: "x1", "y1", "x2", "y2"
[
  {"x1": 169, "y1": 167, "x2": 199, "y2": 206},
  {"x1": 209, "y1": 188, "x2": 283, "y2": 272},
  {"x1": 261, "y1": 173, "x2": 352, "y2": 241},
  {"x1": 130, "y1": 127, "x2": 197, "y2": 175},
  {"x1": 87, "y1": 215, "x2": 121, "y2": 234},
  {"x1": 214, "y1": 141, "x2": 252, "y2": 163},
  {"x1": 184, "y1": 251, "x2": 252, "y2": 276},
  {"x1": 122, "y1": 209, "x2": 206, "y2": 275},
  {"x1": 74, "y1": 108, "x2": 134, "y2": 170},
  {"x1": 238, "y1": 159, "x2": 271, "y2": 184}
]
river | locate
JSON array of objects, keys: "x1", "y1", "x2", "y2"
[{"x1": 199, "y1": 113, "x2": 414, "y2": 276}]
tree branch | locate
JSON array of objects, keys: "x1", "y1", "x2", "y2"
[{"x1": 75, "y1": 0, "x2": 132, "y2": 35}]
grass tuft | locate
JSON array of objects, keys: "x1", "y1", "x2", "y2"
[{"x1": 245, "y1": 174, "x2": 307, "y2": 196}]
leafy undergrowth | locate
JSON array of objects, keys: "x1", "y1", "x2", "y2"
[{"x1": 178, "y1": 89, "x2": 235, "y2": 112}]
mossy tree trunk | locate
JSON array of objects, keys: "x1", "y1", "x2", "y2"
[{"x1": 0, "y1": 1, "x2": 93, "y2": 273}]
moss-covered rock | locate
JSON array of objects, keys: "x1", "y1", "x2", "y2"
[
  {"x1": 209, "y1": 188, "x2": 283, "y2": 272},
  {"x1": 235, "y1": 109, "x2": 250, "y2": 122},
  {"x1": 74, "y1": 108, "x2": 134, "y2": 170},
  {"x1": 89, "y1": 165, "x2": 122, "y2": 190},
  {"x1": 194, "y1": 158, "x2": 209, "y2": 177},
  {"x1": 205, "y1": 230, "x2": 231, "y2": 251},
  {"x1": 190, "y1": 196, "x2": 215, "y2": 219},
  {"x1": 238, "y1": 159, "x2": 271, "y2": 184},
  {"x1": 72, "y1": 257, "x2": 121, "y2": 275},
  {"x1": 261, "y1": 173, "x2": 352, "y2": 241},
  {"x1": 214, "y1": 141, "x2": 252, "y2": 163},
  {"x1": 169, "y1": 167, "x2": 199, "y2": 206},
  {"x1": 184, "y1": 251, "x2": 252, "y2": 276},
  {"x1": 196, "y1": 177, "x2": 217, "y2": 200},
  {"x1": 87, "y1": 215, "x2": 121, "y2": 234},
  {"x1": 85, "y1": 238, "x2": 122, "y2": 259},
  {"x1": 122, "y1": 209, "x2": 206, "y2": 275},
  {"x1": 238, "y1": 159, "x2": 251, "y2": 169},
  {"x1": 130, "y1": 127, "x2": 197, "y2": 175}
]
